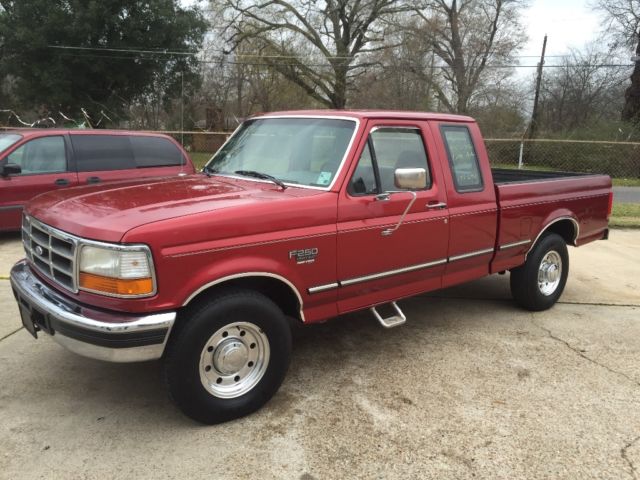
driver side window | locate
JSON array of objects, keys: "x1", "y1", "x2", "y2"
[
  {"x1": 349, "y1": 127, "x2": 431, "y2": 196},
  {"x1": 7, "y1": 136, "x2": 67, "y2": 175}
]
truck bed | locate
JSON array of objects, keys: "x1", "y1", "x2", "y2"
[
  {"x1": 490, "y1": 168, "x2": 611, "y2": 274},
  {"x1": 491, "y1": 168, "x2": 592, "y2": 185}
]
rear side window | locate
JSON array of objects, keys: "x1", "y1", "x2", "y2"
[
  {"x1": 72, "y1": 135, "x2": 135, "y2": 172},
  {"x1": 130, "y1": 136, "x2": 184, "y2": 167},
  {"x1": 441, "y1": 126, "x2": 483, "y2": 192}
]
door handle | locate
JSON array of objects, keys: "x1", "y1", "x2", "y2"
[
  {"x1": 87, "y1": 176, "x2": 101, "y2": 184},
  {"x1": 426, "y1": 201, "x2": 447, "y2": 210},
  {"x1": 54, "y1": 178, "x2": 70, "y2": 186}
]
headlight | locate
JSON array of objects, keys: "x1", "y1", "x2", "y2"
[{"x1": 79, "y1": 244, "x2": 155, "y2": 297}]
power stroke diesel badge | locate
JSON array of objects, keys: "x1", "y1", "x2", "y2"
[{"x1": 289, "y1": 248, "x2": 318, "y2": 264}]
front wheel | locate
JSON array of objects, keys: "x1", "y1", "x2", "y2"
[
  {"x1": 510, "y1": 232, "x2": 569, "y2": 311},
  {"x1": 164, "y1": 289, "x2": 292, "y2": 424}
]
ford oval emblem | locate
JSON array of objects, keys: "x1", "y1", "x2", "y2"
[{"x1": 35, "y1": 245, "x2": 44, "y2": 256}]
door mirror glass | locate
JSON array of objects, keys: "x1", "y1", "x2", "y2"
[
  {"x1": 394, "y1": 168, "x2": 427, "y2": 190},
  {"x1": 1, "y1": 163, "x2": 22, "y2": 176}
]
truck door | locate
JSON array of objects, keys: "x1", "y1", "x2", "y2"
[
  {"x1": 0, "y1": 135, "x2": 78, "y2": 231},
  {"x1": 336, "y1": 120, "x2": 450, "y2": 313},
  {"x1": 431, "y1": 122, "x2": 498, "y2": 286}
]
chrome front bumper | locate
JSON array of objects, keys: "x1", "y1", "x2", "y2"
[{"x1": 10, "y1": 260, "x2": 176, "y2": 363}]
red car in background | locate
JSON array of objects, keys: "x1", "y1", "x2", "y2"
[{"x1": 0, "y1": 129, "x2": 195, "y2": 231}]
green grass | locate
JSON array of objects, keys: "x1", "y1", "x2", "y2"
[
  {"x1": 610, "y1": 203, "x2": 640, "y2": 228},
  {"x1": 189, "y1": 152, "x2": 213, "y2": 171},
  {"x1": 491, "y1": 163, "x2": 562, "y2": 172},
  {"x1": 612, "y1": 178, "x2": 640, "y2": 187},
  {"x1": 493, "y1": 164, "x2": 640, "y2": 186}
]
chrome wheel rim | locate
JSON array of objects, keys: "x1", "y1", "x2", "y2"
[
  {"x1": 538, "y1": 250, "x2": 562, "y2": 296},
  {"x1": 199, "y1": 322, "x2": 270, "y2": 399}
]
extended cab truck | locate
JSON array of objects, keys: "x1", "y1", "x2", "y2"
[
  {"x1": 10, "y1": 111, "x2": 612, "y2": 424},
  {"x1": 0, "y1": 129, "x2": 195, "y2": 231}
]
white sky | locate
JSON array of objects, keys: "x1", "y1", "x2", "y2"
[{"x1": 520, "y1": 0, "x2": 603, "y2": 58}]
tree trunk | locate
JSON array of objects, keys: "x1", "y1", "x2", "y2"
[
  {"x1": 332, "y1": 66, "x2": 348, "y2": 109},
  {"x1": 622, "y1": 34, "x2": 640, "y2": 123}
]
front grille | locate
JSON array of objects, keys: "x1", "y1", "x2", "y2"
[{"x1": 22, "y1": 215, "x2": 78, "y2": 292}]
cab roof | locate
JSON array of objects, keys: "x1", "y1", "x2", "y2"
[
  {"x1": 0, "y1": 129, "x2": 175, "y2": 140},
  {"x1": 257, "y1": 109, "x2": 475, "y2": 123}
]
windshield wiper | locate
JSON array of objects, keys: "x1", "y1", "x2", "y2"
[
  {"x1": 202, "y1": 165, "x2": 218, "y2": 177},
  {"x1": 234, "y1": 170, "x2": 287, "y2": 190}
]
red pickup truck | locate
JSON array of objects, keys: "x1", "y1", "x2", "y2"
[{"x1": 10, "y1": 111, "x2": 612, "y2": 424}]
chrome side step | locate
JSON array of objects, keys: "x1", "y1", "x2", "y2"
[{"x1": 370, "y1": 301, "x2": 406, "y2": 328}]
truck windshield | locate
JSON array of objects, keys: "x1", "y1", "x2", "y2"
[
  {"x1": 205, "y1": 117, "x2": 356, "y2": 188},
  {"x1": 0, "y1": 134, "x2": 22, "y2": 154}
]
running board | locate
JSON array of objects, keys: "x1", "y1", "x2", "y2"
[{"x1": 370, "y1": 302, "x2": 406, "y2": 328}]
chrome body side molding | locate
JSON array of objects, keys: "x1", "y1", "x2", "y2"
[
  {"x1": 448, "y1": 248, "x2": 495, "y2": 262},
  {"x1": 307, "y1": 283, "x2": 340, "y2": 294},
  {"x1": 309, "y1": 246, "x2": 497, "y2": 294},
  {"x1": 341, "y1": 258, "x2": 448, "y2": 287},
  {"x1": 498, "y1": 239, "x2": 532, "y2": 251}
]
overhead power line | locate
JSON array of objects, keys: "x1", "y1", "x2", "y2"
[
  {"x1": 48, "y1": 45, "x2": 200, "y2": 56},
  {"x1": 47, "y1": 45, "x2": 591, "y2": 61},
  {"x1": 35, "y1": 45, "x2": 634, "y2": 70},
  {"x1": 49, "y1": 51, "x2": 634, "y2": 69}
]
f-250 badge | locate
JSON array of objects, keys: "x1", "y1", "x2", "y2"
[{"x1": 289, "y1": 248, "x2": 318, "y2": 264}]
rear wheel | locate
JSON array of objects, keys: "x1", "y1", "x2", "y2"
[
  {"x1": 164, "y1": 289, "x2": 292, "y2": 424},
  {"x1": 510, "y1": 232, "x2": 569, "y2": 311}
]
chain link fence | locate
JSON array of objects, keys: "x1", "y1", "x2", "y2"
[
  {"x1": 162, "y1": 131, "x2": 229, "y2": 169},
  {"x1": 2, "y1": 127, "x2": 639, "y2": 179},
  {"x1": 485, "y1": 139, "x2": 640, "y2": 179},
  {"x1": 174, "y1": 132, "x2": 640, "y2": 179}
]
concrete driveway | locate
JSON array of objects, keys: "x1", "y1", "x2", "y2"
[{"x1": 0, "y1": 230, "x2": 639, "y2": 480}]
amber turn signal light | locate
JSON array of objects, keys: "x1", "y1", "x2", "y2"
[{"x1": 79, "y1": 272, "x2": 154, "y2": 296}]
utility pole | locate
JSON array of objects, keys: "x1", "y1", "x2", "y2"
[
  {"x1": 520, "y1": 35, "x2": 547, "y2": 169},
  {"x1": 528, "y1": 34, "x2": 547, "y2": 140},
  {"x1": 180, "y1": 71, "x2": 184, "y2": 147}
]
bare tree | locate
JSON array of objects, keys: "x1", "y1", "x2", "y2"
[
  {"x1": 538, "y1": 45, "x2": 627, "y2": 132},
  {"x1": 595, "y1": 0, "x2": 640, "y2": 122},
  {"x1": 414, "y1": 0, "x2": 527, "y2": 113},
  {"x1": 350, "y1": 20, "x2": 437, "y2": 110},
  {"x1": 212, "y1": 0, "x2": 408, "y2": 108}
]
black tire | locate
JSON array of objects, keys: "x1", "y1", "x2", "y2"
[
  {"x1": 164, "y1": 289, "x2": 292, "y2": 424},
  {"x1": 510, "y1": 232, "x2": 569, "y2": 311}
]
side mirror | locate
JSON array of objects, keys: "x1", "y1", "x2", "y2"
[
  {"x1": 394, "y1": 167, "x2": 427, "y2": 190},
  {"x1": 1, "y1": 163, "x2": 21, "y2": 177}
]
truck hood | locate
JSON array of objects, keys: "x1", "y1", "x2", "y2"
[{"x1": 26, "y1": 175, "x2": 319, "y2": 242}]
